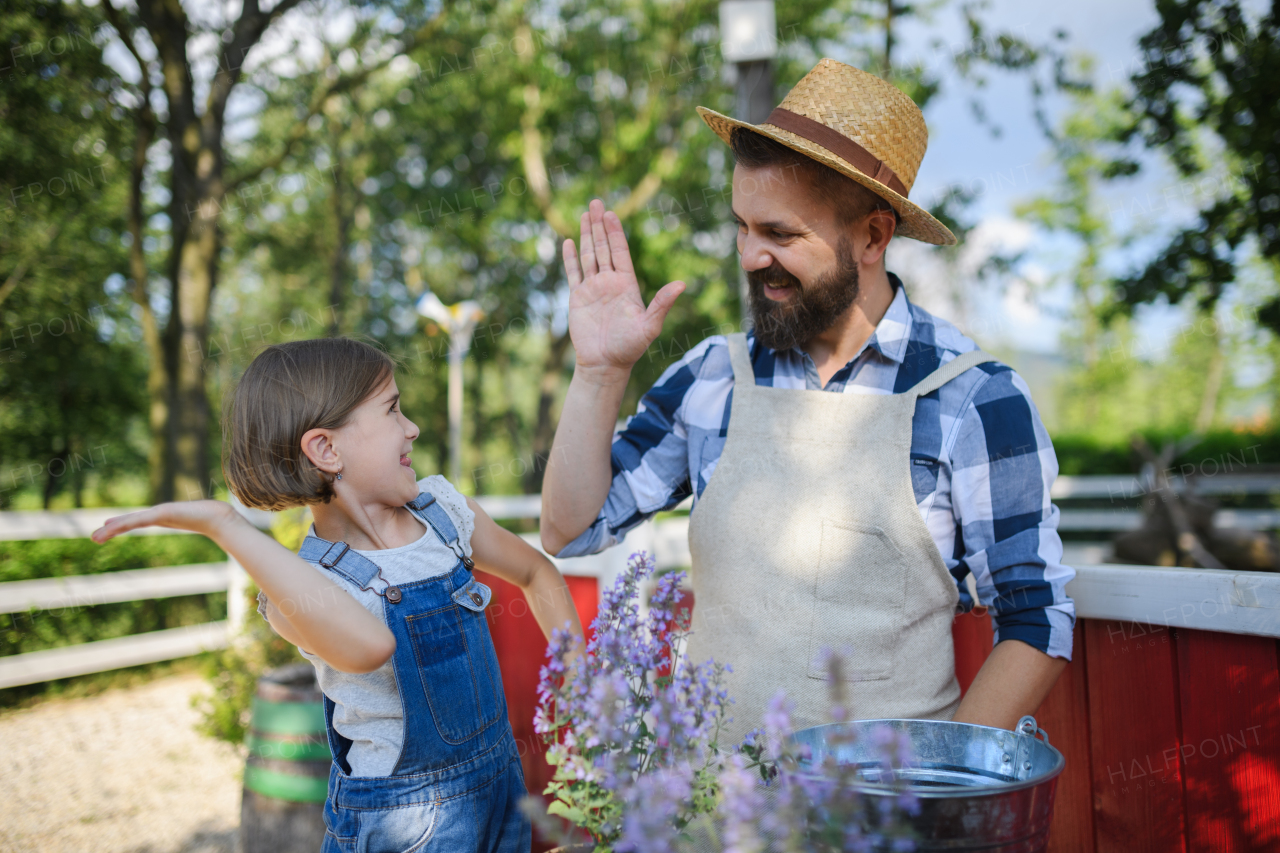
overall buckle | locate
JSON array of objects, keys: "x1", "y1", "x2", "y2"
[{"x1": 318, "y1": 542, "x2": 350, "y2": 568}]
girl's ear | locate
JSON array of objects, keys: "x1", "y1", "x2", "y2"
[{"x1": 301, "y1": 428, "x2": 339, "y2": 474}]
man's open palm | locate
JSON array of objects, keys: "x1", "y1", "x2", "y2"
[{"x1": 562, "y1": 199, "x2": 684, "y2": 375}]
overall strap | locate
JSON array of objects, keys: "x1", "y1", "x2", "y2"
[
  {"x1": 906, "y1": 350, "x2": 997, "y2": 399},
  {"x1": 406, "y1": 491, "x2": 464, "y2": 551},
  {"x1": 298, "y1": 534, "x2": 387, "y2": 592},
  {"x1": 726, "y1": 332, "x2": 755, "y2": 387},
  {"x1": 408, "y1": 491, "x2": 490, "y2": 611}
]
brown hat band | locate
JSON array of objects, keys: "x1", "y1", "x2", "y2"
[{"x1": 765, "y1": 108, "x2": 909, "y2": 198}]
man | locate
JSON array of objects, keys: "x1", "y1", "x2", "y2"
[{"x1": 540, "y1": 59, "x2": 1074, "y2": 739}]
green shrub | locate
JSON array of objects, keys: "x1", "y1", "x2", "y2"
[
  {"x1": 0, "y1": 533, "x2": 230, "y2": 708},
  {"x1": 1051, "y1": 427, "x2": 1280, "y2": 475},
  {"x1": 0, "y1": 533, "x2": 224, "y2": 582}
]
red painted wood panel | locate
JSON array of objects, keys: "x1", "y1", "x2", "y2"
[
  {"x1": 951, "y1": 611, "x2": 1095, "y2": 851},
  {"x1": 1085, "y1": 619, "x2": 1186, "y2": 853},
  {"x1": 1038, "y1": 622, "x2": 1095, "y2": 853},
  {"x1": 952, "y1": 610, "x2": 994, "y2": 695},
  {"x1": 1176, "y1": 629, "x2": 1280, "y2": 852},
  {"x1": 480, "y1": 569, "x2": 599, "y2": 848},
  {"x1": 488, "y1": 577, "x2": 1280, "y2": 853}
]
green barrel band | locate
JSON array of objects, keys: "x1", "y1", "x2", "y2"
[
  {"x1": 250, "y1": 697, "x2": 327, "y2": 736},
  {"x1": 247, "y1": 734, "x2": 332, "y2": 762},
  {"x1": 244, "y1": 764, "x2": 330, "y2": 803}
]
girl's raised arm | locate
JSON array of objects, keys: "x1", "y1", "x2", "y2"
[
  {"x1": 93, "y1": 501, "x2": 395, "y2": 673},
  {"x1": 465, "y1": 497, "x2": 584, "y2": 648}
]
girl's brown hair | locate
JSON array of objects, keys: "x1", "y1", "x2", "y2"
[{"x1": 223, "y1": 338, "x2": 396, "y2": 510}]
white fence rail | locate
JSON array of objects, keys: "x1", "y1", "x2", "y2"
[
  {"x1": 0, "y1": 622, "x2": 230, "y2": 688},
  {"x1": 4, "y1": 475, "x2": 1280, "y2": 688},
  {"x1": 0, "y1": 563, "x2": 231, "y2": 614},
  {"x1": 0, "y1": 496, "x2": 633, "y2": 689},
  {"x1": 1049, "y1": 472, "x2": 1280, "y2": 500}
]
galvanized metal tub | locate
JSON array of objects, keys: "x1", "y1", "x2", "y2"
[{"x1": 791, "y1": 715, "x2": 1065, "y2": 852}]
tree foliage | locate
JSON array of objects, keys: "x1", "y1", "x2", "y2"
[
  {"x1": 0, "y1": 0, "x2": 1086, "y2": 506},
  {"x1": 1109, "y1": 0, "x2": 1280, "y2": 326},
  {"x1": 0, "y1": 1, "x2": 147, "y2": 508}
]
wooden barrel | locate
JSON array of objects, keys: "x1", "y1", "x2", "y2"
[{"x1": 240, "y1": 663, "x2": 330, "y2": 853}]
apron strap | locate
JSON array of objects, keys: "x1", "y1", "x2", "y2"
[
  {"x1": 906, "y1": 350, "x2": 998, "y2": 399},
  {"x1": 726, "y1": 332, "x2": 755, "y2": 386}
]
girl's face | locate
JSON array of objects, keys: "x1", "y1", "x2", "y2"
[{"x1": 329, "y1": 374, "x2": 422, "y2": 507}]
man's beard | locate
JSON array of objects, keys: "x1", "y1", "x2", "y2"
[{"x1": 747, "y1": 238, "x2": 860, "y2": 351}]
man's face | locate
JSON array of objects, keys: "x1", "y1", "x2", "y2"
[{"x1": 731, "y1": 164, "x2": 861, "y2": 351}]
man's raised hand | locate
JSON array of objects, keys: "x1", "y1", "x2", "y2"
[{"x1": 562, "y1": 199, "x2": 684, "y2": 379}]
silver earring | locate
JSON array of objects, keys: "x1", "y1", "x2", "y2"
[{"x1": 336, "y1": 473, "x2": 342, "y2": 480}]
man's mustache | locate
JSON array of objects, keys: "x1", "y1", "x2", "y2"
[{"x1": 747, "y1": 263, "x2": 802, "y2": 291}]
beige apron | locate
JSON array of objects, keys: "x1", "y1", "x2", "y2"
[{"x1": 686, "y1": 332, "x2": 996, "y2": 744}]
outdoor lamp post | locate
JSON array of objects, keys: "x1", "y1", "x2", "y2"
[
  {"x1": 720, "y1": 0, "x2": 777, "y2": 124},
  {"x1": 416, "y1": 291, "x2": 485, "y2": 486},
  {"x1": 720, "y1": 0, "x2": 777, "y2": 323}
]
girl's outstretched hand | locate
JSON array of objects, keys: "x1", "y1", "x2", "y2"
[
  {"x1": 91, "y1": 500, "x2": 241, "y2": 544},
  {"x1": 90, "y1": 498, "x2": 395, "y2": 673}
]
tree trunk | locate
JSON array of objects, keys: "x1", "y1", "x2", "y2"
[
  {"x1": 495, "y1": 345, "x2": 527, "y2": 488},
  {"x1": 327, "y1": 113, "x2": 351, "y2": 336},
  {"x1": 132, "y1": 0, "x2": 306, "y2": 502},
  {"x1": 42, "y1": 449, "x2": 67, "y2": 510},
  {"x1": 1195, "y1": 334, "x2": 1225, "y2": 433},
  {"x1": 171, "y1": 209, "x2": 219, "y2": 500},
  {"x1": 124, "y1": 98, "x2": 173, "y2": 503}
]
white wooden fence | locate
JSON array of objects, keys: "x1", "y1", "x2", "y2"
[
  {"x1": 3, "y1": 475, "x2": 1279, "y2": 689},
  {"x1": 0, "y1": 495, "x2": 653, "y2": 689}
]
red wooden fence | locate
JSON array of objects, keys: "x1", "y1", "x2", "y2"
[
  {"x1": 485, "y1": 573, "x2": 1280, "y2": 852},
  {"x1": 954, "y1": 612, "x2": 1280, "y2": 853},
  {"x1": 480, "y1": 570, "x2": 599, "y2": 851}
]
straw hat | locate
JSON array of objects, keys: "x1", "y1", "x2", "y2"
[{"x1": 697, "y1": 58, "x2": 954, "y2": 245}]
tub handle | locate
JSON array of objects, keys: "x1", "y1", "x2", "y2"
[
  {"x1": 1013, "y1": 716, "x2": 1051, "y2": 780},
  {"x1": 1016, "y1": 715, "x2": 1050, "y2": 746}
]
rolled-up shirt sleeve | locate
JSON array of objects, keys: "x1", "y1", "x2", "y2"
[
  {"x1": 556, "y1": 345, "x2": 707, "y2": 558},
  {"x1": 947, "y1": 365, "x2": 1076, "y2": 659}
]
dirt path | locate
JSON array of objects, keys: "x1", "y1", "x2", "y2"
[{"x1": 0, "y1": 674, "x2": 243, "y2": 853}]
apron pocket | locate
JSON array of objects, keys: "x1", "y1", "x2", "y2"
[
  {"x1": 406, "y1": 604, "x2": 503, "y2": 744},
  {"x1": 806, "y1": 519, "x2": 908, "y2": 683}
]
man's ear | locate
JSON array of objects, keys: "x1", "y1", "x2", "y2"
[
  {"x1": 301, "y1": 428, "x2": 339, "y2": 474},
  {"x1": 860, "y1": 207, "x2": 897, "y2": 266}
]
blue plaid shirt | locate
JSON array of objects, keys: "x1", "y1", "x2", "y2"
[{"x1": 560, "y1": 276, "x2": 1076, "y2": 659}]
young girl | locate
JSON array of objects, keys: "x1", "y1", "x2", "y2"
[{"x1": 92, "y1": 337, "x2": 583, "y2": 853}]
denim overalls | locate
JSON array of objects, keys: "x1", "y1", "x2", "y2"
[{"x1": 298, "y1": 491, "x2": 530, "y2": 853}]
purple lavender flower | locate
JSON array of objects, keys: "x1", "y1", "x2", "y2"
[
  {"x1": 533, "y1": 552, "x2": 919, "y2": 851},
  {"x1": 617, "y1": 764, "x2": 694, "y2": 853},
  {"x1": 717, "y1": 756, "x2": 765, "y2": 853}
]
